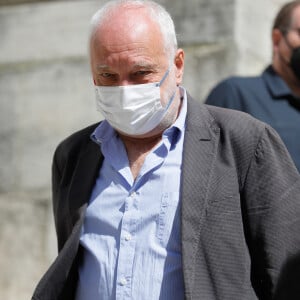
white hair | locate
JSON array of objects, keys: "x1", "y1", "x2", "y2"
[{"x1": 89, "y1": 0, "x2": 178, "y2": 60}]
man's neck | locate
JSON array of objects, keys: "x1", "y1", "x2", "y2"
[{"x1": 119, "y1": 132, "x2": 163, "y2": 180}]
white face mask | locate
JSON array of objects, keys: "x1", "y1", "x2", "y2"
[{"x1": 95, "y1": 69, "x2": 175, "y2": 136}]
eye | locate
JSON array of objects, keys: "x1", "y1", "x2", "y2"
[
  {"x1": 100, "y1": 72, "x2": 114, "y2": 78},
  {"x1": 134, "y1": 70, "x2": 151, "y2": 76},
  {"x1": 97, "y1": 72, "x2": 118, "y2": 84}
]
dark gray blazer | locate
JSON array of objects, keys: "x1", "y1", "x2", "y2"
[{"x1": 32, "y1": 95, "x2": 300, "y2": 300}]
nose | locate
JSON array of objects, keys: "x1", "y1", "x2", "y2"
[
  {"x1": 118, "y1": 79, "x2": 131, "y2": 86},
  {"x1": 118, "y1": 75, "x2": 140, "y2": 86}
]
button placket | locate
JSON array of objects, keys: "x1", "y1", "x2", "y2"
[{"x1": 115, "y1": 190, "x2": 139, "y2": 299}]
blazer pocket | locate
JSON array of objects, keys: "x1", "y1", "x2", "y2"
[{"x1": 207, "y1": 192, "x2": 242, "y2": 215}]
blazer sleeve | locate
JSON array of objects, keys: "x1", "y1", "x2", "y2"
[
  {"x1": 52, "y1": 143, "x2": 69, "y2": 252},
  {"x1": 51, "y1": 138, "x2": 82, "y2": 252},
  {"x1": 241, "y1": 124, "x2": 300, "y2": 299}
]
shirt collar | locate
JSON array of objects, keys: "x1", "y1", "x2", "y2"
[
  {"x1": 91, "y1": 86, "x2": 187, "y2": 146},
  {"x1": 263, "y1": 65, "x2": 294, "y2": 99}
]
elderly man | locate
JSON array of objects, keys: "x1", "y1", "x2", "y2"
[
  {"x1": 32, "y1": 1, "x2": 300, "y2": 299},
  {"x1": 205, "y1": 1, "x2": 300, "y2": 172}
]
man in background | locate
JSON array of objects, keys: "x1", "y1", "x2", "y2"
[{"x1": 205, "y1": 1, "x2": 300, "y2": 172}]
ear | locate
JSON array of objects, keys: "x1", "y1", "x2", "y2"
[
  {"x1": 272, "y1": 28, "x2": 283, "y2": 50},
  {"x1": 174, "y1": 48, "x2": 185, "y2": 85}
]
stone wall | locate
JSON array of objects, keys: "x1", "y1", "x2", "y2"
[
  {"x1": 0, "y1": 0, "x2": 287, "y2": 298},
  {"x1": 235, "y1": 0, "x2": 287, "y2": 74}
]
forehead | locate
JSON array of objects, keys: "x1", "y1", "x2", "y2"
[
  {"x1": 90, "y1": 7, "x2": 167, "y2": 67},
  {"x1": 94, "y1": 6, "x2": 163, "y2": 44}
]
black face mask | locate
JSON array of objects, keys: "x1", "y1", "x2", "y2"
[{"x1": 290, "y1": 46, "x2": 300, "y2": 80}]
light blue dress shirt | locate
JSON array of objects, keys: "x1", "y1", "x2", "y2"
[{"x1": 76, "y1": 88, "x2": 187, "y2": 300}]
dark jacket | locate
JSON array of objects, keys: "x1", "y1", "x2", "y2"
[{"x1": 32, "y1": 95, "x2": 300, "y2": 300}]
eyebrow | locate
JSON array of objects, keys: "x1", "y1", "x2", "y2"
[
  {"x1": 95, "y1": 62, "x2": 158, "y2": 71},
  {"x1": 96, "y1": 65, "x2": 111, "y2": 71},
  {"x1": 132, "y1": 62, "x2": 157, "y2": 69}
]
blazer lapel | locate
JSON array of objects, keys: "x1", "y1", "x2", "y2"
[
  {"x1": 181, "y1": 96, "x2": 220, "y2": 298},
  {"x1": 67, "y1": 139, "x2": 103, "y2": 226}
]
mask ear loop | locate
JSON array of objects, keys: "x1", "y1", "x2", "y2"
[
  {"x1": 157, "y1": 68, "x2": 170, "y2": 87},
  {"x1": 164, "y1": 91, "x2": 176, "y2": 110},
  {"x1": 157, "y1": 67, "x2": 176, "y2": 111}
]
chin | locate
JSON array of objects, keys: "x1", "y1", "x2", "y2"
[{"x1": 117, "y1": 128, "x2": 164, "y2": 140}]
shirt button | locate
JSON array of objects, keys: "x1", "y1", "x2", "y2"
[
  {"x1": 124, "y1": 233, "x2": 132, "y2": 241},
  {"x1": 120, "y1": 277, "x2": 127, "y2": 286}
]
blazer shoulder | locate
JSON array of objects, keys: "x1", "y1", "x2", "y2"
[
  {"x1": 203, "y1": 104, "x2": 273, "y2": 151},
  {"x1": 54, "y1": 122, "x2": 100, "y2": 160},
  {"x1": 188, "y1": 96, "x2": 270, "y2": 150},
  {"x1": 188, "y1": 94, "x2": 266, "y2": 133},
  {"x1": 205, "y1": 103, "x2": 266, "y2": 132}
]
